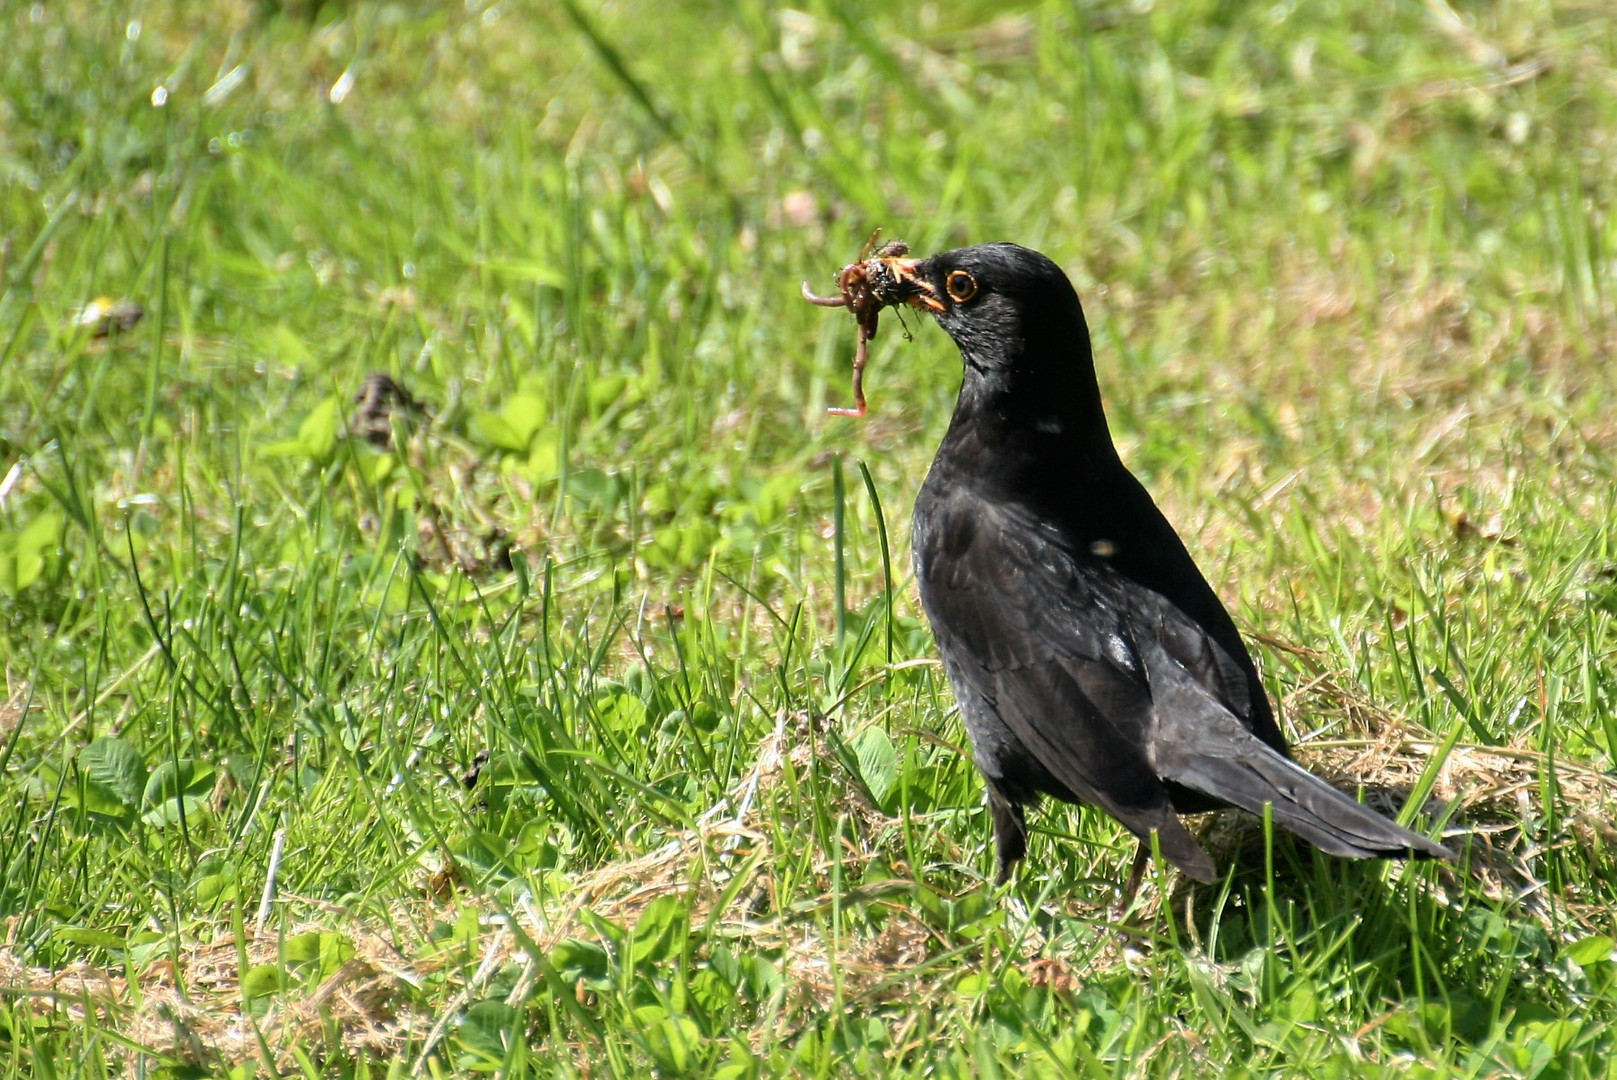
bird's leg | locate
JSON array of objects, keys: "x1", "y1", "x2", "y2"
[
  {"x1": 1116, "y1": 841, "x2": 1152, "y2": 919},
  {"x1": 825, "y1": 327, "x2": 869, "y2": 417},
  {"x1": 988, "y1": 791, "x2": 1029, "y2": 884}
]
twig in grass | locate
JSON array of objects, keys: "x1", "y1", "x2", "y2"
[
  {"x1": 409, "y1": 922, "x2": 509, "y2": 1078},
  {"x1": 0, "y1": 459, "x2": 22, "y2": 509},
  {"x1": 254, "y1": 827, "x2": 287, "y2": 933},
  {"x1": 726, "y1": 708, "x2": 788, "y2": 832}
]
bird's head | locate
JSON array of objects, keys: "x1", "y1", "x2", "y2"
[{"x1": 875, "y1": 243, "x2": 1090, "y2": 377}]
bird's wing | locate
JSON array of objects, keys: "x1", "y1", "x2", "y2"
[
  {"x1": 916, "y1": 492, "x2": 1218, "y2": 881},
  {"x1": 1095, "y1": 544, "x2": 1453, "y2": 861},
  {"x1": 1142, "y1": 631, "x2": 1454, "y2": 860},
  {"x1": 1085, "y1": 471, "x2": 1268, "y2": 733}
]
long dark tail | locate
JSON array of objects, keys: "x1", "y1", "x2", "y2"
[{"x1": 1166, "y1": 739, "x2": 1452, "y2": 861}]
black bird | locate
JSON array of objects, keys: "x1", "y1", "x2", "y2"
[{"x1": 872, "y1": 242, "x2": 1451, "y2": 890}]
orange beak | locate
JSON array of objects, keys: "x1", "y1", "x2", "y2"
[{"x1": 879, "y1": 258, "x2": 946, "y2": 312}]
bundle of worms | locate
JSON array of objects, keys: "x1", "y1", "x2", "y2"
[{"x1": 801, "y1": 234, "x2": 912, "y2": 418}]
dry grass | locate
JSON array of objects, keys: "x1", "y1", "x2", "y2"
[{"x1": 0, "y1": 927, "x2": 432, "y2": 1070}]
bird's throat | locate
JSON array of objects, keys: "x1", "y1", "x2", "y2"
[{"x1": 951, "y1": 356, "x2": 1116, "y2": 456}]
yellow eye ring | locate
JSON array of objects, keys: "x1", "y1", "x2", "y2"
[{"x1": 945, "y1": 270, "x2": 978, "y2": 303}]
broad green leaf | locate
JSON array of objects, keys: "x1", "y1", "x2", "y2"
[
  {"x1": 630, "y1": 895, "x2": 686, "y2": 967},
  {"x1": 192, "y1": 859, "x2": 239, "y2": 907},
  {"x1": 12, "y1": 509, "x2": 63, "y2": 589},
  {"x1": 595, "y1": 692, "x2": 647, "y2": 739},
  {"x1": 271, "y1": 323, "x2": 312, "y2": 366},
  {"x1": 956, "y1": 972, "x2": 990, "y2": 996},
  {"x1": 286, "y1": 931, "x2": 356, "y2": 979},
  {"x1": 141, "y1": 795, "x2": 211, "y2": 828},
  {"x1": 1519, "y1": 1018, "x2": 1582, "y2": 1055},
  {"x1": 285, "y1": 931, "x2": 323, "y2": 966},
  {"x1": 550, "y1": 938, "x2": 611, "y2": 988},
  {"x1": 354, "y1": 445, "x2": 397, "y2": 484},
  {"x1": 586, "y1": 374, "x2": 627, "y2": 412},
  {"x1": 568, "y1": 467, "x2": 624, "y2": 508},
  {"x1": 296, "y1": 397, "x2": 341, "y2": 459},
  {"x1": 0, "y1": 508, "x2": 65, "y2": 593},
  {"x1": 80, "y1": 737, "x2": 147, "y2": 813},
  {"x1": 472, "y1": 411, "x2": 525, "y2": 452},
  {"x1": 524, "y1": 430, "x2": 561, "y2": 479},
  {"x1": 576, "y1": 908, "x2": 626, "y2": 952},
  {"x1": 144, "y1": 759, "x2": 216, "y2": 805},
  {"x1": 690, "y1": 967, "x2": 737, "y2": 1016},
  {"x1": 264, "y1": 398, "x2": 340, "y2": 460},
  {"x1": 634, "y1": 1004, "x2": 702, "y2": 1074},
  {"x1": 18, "y1": 507, "x2": 64, "y2": 556},
  {"x1": 242, "y1": 964, "x2": 287, "y2": 1000},
  {"x1": 501, "y1": 393, "x2": 546, "y2": 445},
  {"x1": 261, "y1": 437, "x2": 307, "y2": 458},
  {"x1": 52, "y1": 926, "x2": 127, "y2": 951},
  {"x1": 455, "y1": 999, "x2": 520, "y2": 1062},
  {"x1": 1564, "y1": 935, "x2": 1615, "y2": 967},
  {"x1": 741, "y1": 956, "x2": 779, "y2": 1002},
  {"x1": 852, "y1": 726, "x2": 898, "y2": 806},
  {"x1": 473, "y1": 393, "x2": 546, "y2": 452}
]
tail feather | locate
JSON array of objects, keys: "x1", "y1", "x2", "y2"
[{"x1": 1166, "y1": 743, "x2": 1452, "y2": 860}]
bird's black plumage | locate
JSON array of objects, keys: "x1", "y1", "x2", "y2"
[{"x1": 890, "y1": 242, "x2": 1451, "y2": 884}]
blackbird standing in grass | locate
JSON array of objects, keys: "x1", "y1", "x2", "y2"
[{"x1": 861, "y1": 242, "x2": 1451, "y2": 892}]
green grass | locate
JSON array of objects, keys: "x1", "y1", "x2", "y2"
[{"x1": 3, "y1": 0, "x2": 1616, "y2": 1075}]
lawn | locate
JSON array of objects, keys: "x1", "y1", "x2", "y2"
[{"x1": 3, "y1": 0, "x2": 1616, "y2": 1075}]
